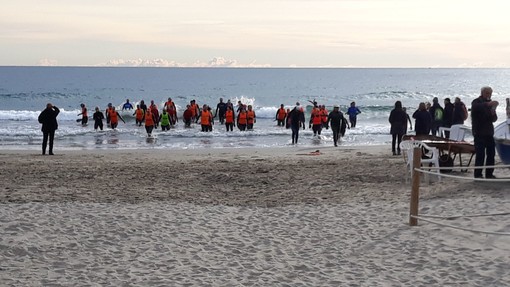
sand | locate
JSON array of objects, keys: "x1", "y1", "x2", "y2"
[{"x1": 0, "y1": 146, "x2": 509, "y2": 286}]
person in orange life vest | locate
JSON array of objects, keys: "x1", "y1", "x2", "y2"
[
  {"x1": 320, "y1": 105, "x2": 329, "y2": 129},
  {"x1": 164, "y1": 97, "x2": 178, "y2": 126},
  {"x1": 275, "y1": 104, "x2": 287, "y2": 126},
  {"x1": 246, "y1": 105, "x2": 256, "y2": 130},
  {"x1": 197, "y1": 104, "x2": 213, "y2": 132},
  {"x1": 183, "y1": 105, "x2": 193, "y2": 128},
  {"x1": 133, "y1": 105, "x2": 144, "y2": 126},
  {"x1": 190, "y1": 100, "x2": 200, "y2": 123},
  {"x1": 309, "y1": 105, "x2": 323, "y2": 136},
  {"x1": 77, "y1": 103, "x2": 88, "y2": 126},
  {"x1": 224, "y1": 105, "x2": 236, "y2": 132},
  {"x1": 285, "y1": 108, "x2": 291, "y2": 129},
  {"x1": 105, "y1": 103, "x2": 113, "y2": 126},
  {"x1": 164, "y1": 97, "x2": 175, "y2": 113},
  {"x1": 109, "y1": 106, "x2": 125, "y2": 129},
  {"x1": 149, "y1": 100, "x2": 160, "y2": 128},
  {"x1": 144, "y1": 108, "x2": 156, "y2": 136},
  {"x1": 237, "y1": 105, "x2": 248, "y2": 131}
]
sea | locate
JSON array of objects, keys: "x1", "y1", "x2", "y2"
[{"x1": 1, "y1": 67, "x2": 510, "y2": 151}]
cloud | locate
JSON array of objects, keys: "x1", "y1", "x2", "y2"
[
  {"x1": 95, "y1": 57, "x2": 271, "y2": 68},
  {"x1": 38, "y1": 59, "x2": 58, "y2": 66}
]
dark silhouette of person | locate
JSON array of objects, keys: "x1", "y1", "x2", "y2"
[{"x1": 38, "y1": 103, "x2": 60, "y2": 155}]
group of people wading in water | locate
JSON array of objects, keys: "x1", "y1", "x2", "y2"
[
  {"x1": 75, "y1": 98, "x2": 352, "y2": 145},
  {"x1": 81, "y1": 97, "x2": 258, "y2": 137}
]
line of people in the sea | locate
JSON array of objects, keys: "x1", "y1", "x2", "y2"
[{"x1": 76, "y1": 98, "x2": 359, "y2": 145}]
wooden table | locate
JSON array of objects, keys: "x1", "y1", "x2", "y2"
[{"x1": 402, "y1": 135, "x2": 475, "y2": 170}]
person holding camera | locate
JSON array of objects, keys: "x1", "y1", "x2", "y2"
[{"x1": 38, "y1": 103, "x2": 60, "y2": 155}]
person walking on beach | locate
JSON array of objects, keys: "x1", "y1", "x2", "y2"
[
  {"x1": 92, "y1": 106, "x2": 105, "y2": 131},
  {"x1": 346, "y1": 102, "x2": 361, "y2": 128},
  {"x1": 413, "y1": 102, "x2": 432, "y2": 136},
  {"x1": 388, "y1": 101, "x2": 407, "y2": 155},
  {"x1": 77, "y1": 103, "x2": 88, "y2": 126},
  {"x1": 471, "y1": 86, "x2": 499, "y2": 179},
  {"x1": 38, "y1": 103, "x2": 60, "y2": 155},
  {"x1": 443, "y1": 98, "x2": 454, "y2": 136},
  {"x1": 327, "y1": 105, "x2": 348, "y2": 147},
  {"x1": 429, "y1": 97, "x2": 444, "y2": 136},
  {"x1": 288, "y1": 102, "x2": 305, "y2": 144},
  {"x1": 452, "y1": 97, "x2": 469, "y2": 125},
  {"x1": 402, "y1": 107, "x2": 413, "y2": 134},
  {"x1": 275, "y1": 104, "x2": 287, "y2": 126}
]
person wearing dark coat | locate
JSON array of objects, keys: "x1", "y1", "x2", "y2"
[
  {"x1": 452, "y1": 97, "x2": 468, "y2": 125},
  {"x1": 428, "y1": 97, "x2": 444, "y2": 136},
  {"x1": 327, "y1": 105, "x2": 349, "y2": 147},
  {"x1": 413, "y1": 102, "x2": 432, "y2": 136},
  {"x1": 389, "y1": 101, "x2": 407, "y2": 155},
  {"x1": 38, "y1": 103, "x2": 60, "y2": 155},
  {"x1": 442, "y1": 98, "x2": 455, "y2": 138},
  {"x1": 471, "y1": 86, "x2": 499, "y2": 179},
  {"x1": 287, "y1": 103, "x2": 305, "y2": 144}
]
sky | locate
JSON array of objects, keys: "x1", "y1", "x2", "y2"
[{"x1": 2, "y1": 0, "x2": 510, "y2": 67}]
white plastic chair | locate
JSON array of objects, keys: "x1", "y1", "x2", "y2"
[
  {"x1": 400, "y1": 140, "x2": 441, "y2": 182},
  {"x1": 438, "y1": 124, "x2": 469, "y2": 141}
]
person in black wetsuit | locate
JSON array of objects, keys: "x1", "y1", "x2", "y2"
[
  {"x1": 287, "y1": 102, "x2": 305, "y2": 145},
  {"x1": 327, "y1": 105, "x2": 348, "y2": 147},
  {"x1": 38, "y1": 103, "x2": 60, "y2": 155},
  {"x1": 215, "y1": 98, "x2": 227, "y2": 125},
  {"x1": 93, "y1": 106, "x2": 105, "y2": 131}
]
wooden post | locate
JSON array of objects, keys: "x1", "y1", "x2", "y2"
[{"x1": 409, "y1": 146, "x2": 421, "y2": 226}]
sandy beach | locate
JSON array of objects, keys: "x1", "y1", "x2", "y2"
[{"x1": 1, "y1": 146, "x2": 509, "y2": 286}]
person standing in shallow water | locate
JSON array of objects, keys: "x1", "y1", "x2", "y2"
[
  {"x1": 346, "y1": 101, "x2": 361, "y2": 128},
  {"x1": 287, "y1": 102, "x2": 306, "y2": 144},
  {"x1": 327, "y1": 105, "x2": 348, "y2": 147},
  {"x1": 92, "y1": 106, "x2": 105, "y2": 131},
  {"x1": 38, "y1": 103, "x2": 60, "y2": 155}
]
